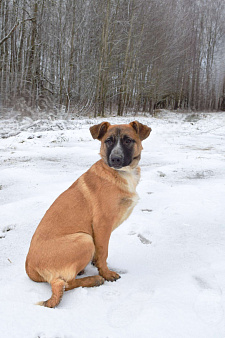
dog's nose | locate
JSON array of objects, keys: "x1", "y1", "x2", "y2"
[{"x1": 111, "y1": 155, "x2": 123, "y2": 167}]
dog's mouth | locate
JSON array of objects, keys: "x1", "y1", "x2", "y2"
[{"x1": 111, "y1": 165, "x2": 123, "y2": 170}]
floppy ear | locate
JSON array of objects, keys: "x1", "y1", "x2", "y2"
[
  {"x1": 130, "y1": 121, "x2": 151, "y2": 141},
  {"x1": 90, "y1": 122, "x2": 111, "y2": 140}
]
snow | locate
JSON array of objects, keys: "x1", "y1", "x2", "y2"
[{"x1": 0, "y1": 111, "x2": 225, "y2": 338}]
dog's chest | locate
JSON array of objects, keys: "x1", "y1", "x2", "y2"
[{"x1": 112, "y1": 167, "x2": 140, "y2": 231}]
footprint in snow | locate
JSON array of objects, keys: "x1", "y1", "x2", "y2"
[
  {"x1": 0, "y1": 225, "x2": 16, "y2": 238},
  {"x1": 129, "y1": 231, "x2": 152, "y2": 245},
  {"x1": 158, "y1": 171, "x2": 166, "y2": 177},
  {"x1": 2, "y1": 225, "x2": 15, "y2": 232},
  {"x1": 34, "y1": 333, "x2": 49, "y2": 338},
  {"x1": 102, "y1": 289, "x2": 121, "y2": 301},
  {"x1": 137, "y1": 233, "x2": 152, "y2": 245},
  {"x1": 141, "y1": 208, "x2": 153, "y2": 213},
  {"x1": 107, "y1": 291, "x2": 153, "y2": 328}
]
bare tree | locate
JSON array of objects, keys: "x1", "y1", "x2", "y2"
[{"x1": 0, "y1": 0, "x2": 224, "y2": 114}]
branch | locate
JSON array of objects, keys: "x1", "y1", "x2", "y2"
[{"x1": 0, "y1": 18, "x2": 34, "y2": 46}]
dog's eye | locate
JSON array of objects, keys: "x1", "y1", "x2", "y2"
[
  {"x1": 105, "y1": 138, "x2": 113, "y2": 146},
  {"x1": 124, "y1": 138, "x2": 132, "y2": 145}
]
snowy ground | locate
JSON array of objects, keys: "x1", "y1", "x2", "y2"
[{"x1": 0, "y1": 111, "x2": 225, "y2": 338}]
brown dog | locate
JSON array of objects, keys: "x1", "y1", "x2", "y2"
[{"x1": 25, "y1": 121, "x2": 151, "y2": 307}]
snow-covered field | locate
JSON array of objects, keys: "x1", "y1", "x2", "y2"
[{"x1": 0, "y1": 111, "x2": 225, "y2": 338}]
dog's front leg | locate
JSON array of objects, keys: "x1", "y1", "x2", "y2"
[{"x1": 93, "y1": 223, "x2": 120, "y2": 282}]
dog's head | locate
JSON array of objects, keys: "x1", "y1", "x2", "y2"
[{"x1": 90, "y1": 121, "x2": 151, "y2": 170}]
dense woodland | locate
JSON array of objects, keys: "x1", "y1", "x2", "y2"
[{"x1": 0, "y1": 0, "x2": 225, "y2": 116}]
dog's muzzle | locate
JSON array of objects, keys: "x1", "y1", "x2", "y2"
[
  {"x1": 109, "y1": 154, "x2": 124, "y2": 169},
  {"x1": 109, "y1": 141, "x2": 124, "y2": 169}
]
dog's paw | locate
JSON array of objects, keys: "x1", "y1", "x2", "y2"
[
  {"x1": 101, "y1": 270, "x2": 121, "y2": 282},
  {"x1": 95, "y1": 276, "x2": 105, "y2": 286}
]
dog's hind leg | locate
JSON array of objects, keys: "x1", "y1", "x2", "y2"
[
  {"x1": 65, "y1": 275, "x2": 104, "y2": 291},
  {"x1": 37, "y1": 278, "x2": 66, "y2": 308},
  {"x1": 37, "y1": 275, "x2": 104, "y2": 308}
]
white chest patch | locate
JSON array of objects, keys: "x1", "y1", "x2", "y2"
[
  {"x1": 112, "y1": 166, "x2": 140, "y2": 231},
  {"x1": 118, "y1": 166, "x2": 140, "y2": 194}
]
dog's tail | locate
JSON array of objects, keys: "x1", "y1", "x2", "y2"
[{"x1": 36, "y1": 278, "x2": 66, "y2": 308}]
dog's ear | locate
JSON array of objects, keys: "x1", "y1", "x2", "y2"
[
  {"x1": 130, "y1": 121, "x2": 151, "y2": 141},
  {"x1": 90, "y1": 122, "x2": 111, "y2": 140}
]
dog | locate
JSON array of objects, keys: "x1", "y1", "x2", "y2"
[{"x1": 25, "y1": 121, "x2": 151, "y2": 308}]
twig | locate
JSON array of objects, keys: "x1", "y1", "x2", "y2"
[{"x1": 0, "y1": 18, "x2": 34, "y2": 46}]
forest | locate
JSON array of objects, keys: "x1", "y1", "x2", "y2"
[{"x1": 0, "y1": 0, "x2": 225, "y2": 116}]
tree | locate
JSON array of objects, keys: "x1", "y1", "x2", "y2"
[{"x1": 0, "y1": 0, "x2": 224, "y2": 114}]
